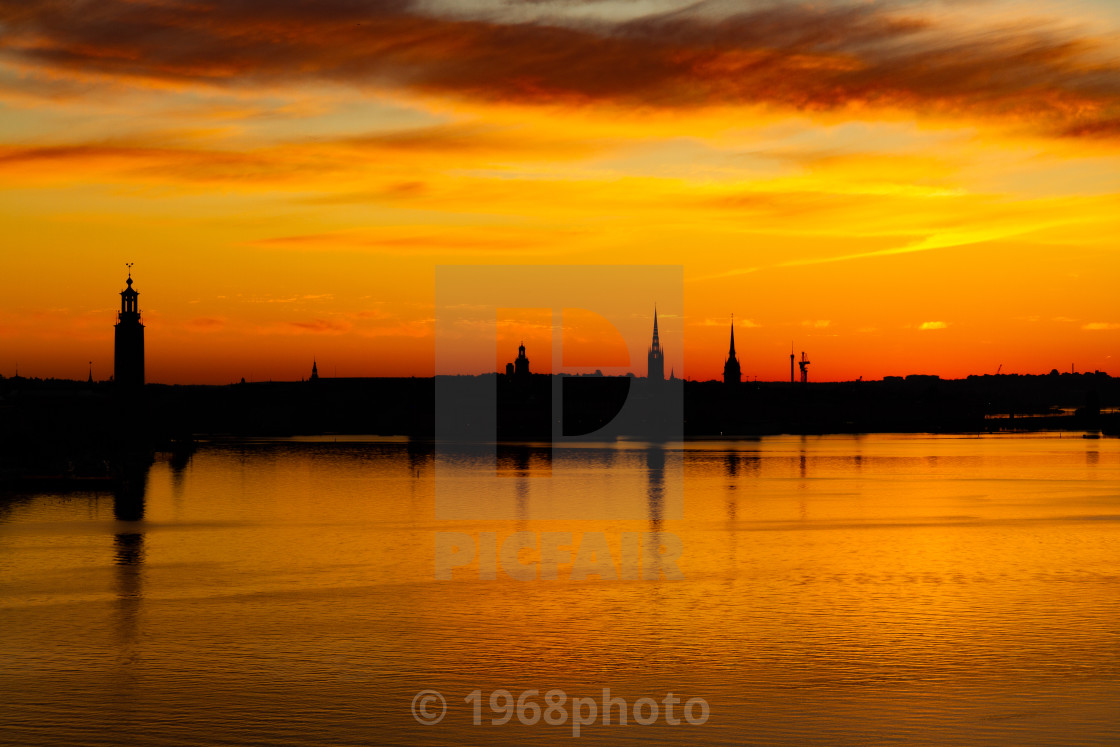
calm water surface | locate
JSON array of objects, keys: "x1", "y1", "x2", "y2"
[{"x1": 2, "y1": 434, "x2": 1118, "y2": 746}]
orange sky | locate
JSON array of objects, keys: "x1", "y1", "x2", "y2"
[{"x1": 1, "y1": 0, "x2": 1118, "y2": 384}]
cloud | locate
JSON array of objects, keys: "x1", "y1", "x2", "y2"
[
  {"x1": 186, "y1": 316, "x2": 225, "y2": 331},
  {"x1": 0, "y1": 140, "x2": 348, "y2": 186},
  {"x1": 1061, "y1": 117, "x2": 1120, "y2": 139},
  {"x1": 919, "y1": 321, "x2": 948, "y2": 330},
  {"x1": 693, "y1": 317, "x2": 761, "y2": 327},
  {"x1": 0, "y1": 120, "x2": 600, "y2": 188},
  {"x1": 247, "y1": 227, "x2": 570, "y2": 254},
  {"x1": 335, "y1": 122, "x2": 603, "y2": 158},
  {"x1": 245, "y1": 294, "x2": 335, "y2": 304},
  {"x1": 1082, "y1": 322, "x2": 1120, "y2": 330},
  {"x1": 287, "y1": 319, "x2": 352, "y2": 334},
  {"x1": 2, "y1": 1, "x2": 1120, "y2": 137},
  {"x1": 688, "y1": 265, "x2": 760, "y2": 282},
  {"x1": 355, "y1": 318, "x2": 434, "y2": 339},
  {"x1": 804, "y1": 320, "x2": 830, "y2": 328}
]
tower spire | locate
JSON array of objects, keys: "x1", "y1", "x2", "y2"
[
  {"x1": 114, "y1": 265, "x2": 145, "y2": 389},
  {"x1": 647, "y1": 304, "x2": 664, "y2": 381},
  {"x1": 723, "y1": 313, "x2": 741, "y2": 386}
]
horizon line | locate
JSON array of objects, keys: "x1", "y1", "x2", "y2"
[{"x1": 5, "y1": 369, "x2": 1112, "y2": 387}]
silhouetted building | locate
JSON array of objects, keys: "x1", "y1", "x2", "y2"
[
  {"x1": 723, "y1": 317, "x2": 741, "y2": 386},
  {"x1": 114, "y1": 268, "x2": 144, "y2": 389},
  {"x1": 310, "y1": 360, "x2": 319, "y2": 381},
  {"x1": 512, "y1": 342, "x2": 530, "y2": 378},
  {"x1": 648, "y1": 306, "x2": 664, "y2": 381}
]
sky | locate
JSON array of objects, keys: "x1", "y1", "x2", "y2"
[{"x1": 1, "y1": 0, "x2": 1118, "y2": 384}]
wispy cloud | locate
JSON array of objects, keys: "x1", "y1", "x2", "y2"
[
  {"x1": 919, "y1": 321, "x2": 948, "y2": 330},
  {"x1": 246, "y1": 227, "x2": 574, "y2": 254},
  {"x1": 286, "y1": 319, "x2": 352, "y2": 334},
  {"x1": 687, "y1": 266, "x2": 760, "y2": 283},
  {"x1": 692, "y1": 317, "x2": 761, "y2": 328},
  {"x1": 1082, "y1": 322, "x2": 1120, "y2": 330},
  {"x1": 2, "y1": 1, "x2": 1119, "y2": 138},
  {"x1": 245, "y1": 294, "x2": 335, "y2": 304},
  {"x1": 186, "y1": 317, "x2": 225, "y2": 331},
  {"x1": 0, "y1": 140, "x2": 346, "y2": 187}
]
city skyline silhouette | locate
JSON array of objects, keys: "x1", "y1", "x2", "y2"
[
  {"x1": 4, "y1": 268, "x2": 1113, "y2": 387},
  {"x1": 3, "y1": 4, "x2": 1120, "y2": 746}
]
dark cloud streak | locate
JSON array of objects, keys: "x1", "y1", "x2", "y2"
[{"x1": 1, "y1": 0, "x2": 1119, "y2": 136}]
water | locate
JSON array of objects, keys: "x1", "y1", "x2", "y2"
[{"x1": 2, "y1": 434, "x2": 1118, "y2": 746}]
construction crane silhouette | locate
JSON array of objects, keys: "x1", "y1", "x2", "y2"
[{"x1": 798, "y1": 351, "x2": 811, "y2": 384}]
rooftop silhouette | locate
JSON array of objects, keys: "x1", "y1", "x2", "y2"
[{"x1": 0, "y1": 272, "x2": 1117, "y2": 488}]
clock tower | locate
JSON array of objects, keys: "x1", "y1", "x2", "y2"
[{"x1": 114, "y1": 265, "x2": 145, "y2": 389}]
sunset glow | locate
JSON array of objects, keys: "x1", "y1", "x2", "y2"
[{"x1": 2, "y1": 0, "x2": 1118, "y2": 383}]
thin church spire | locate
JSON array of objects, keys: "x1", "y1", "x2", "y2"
[
  {"x1": 723, "y1": 313, "x2": 741, "y2": 386},
  {"x1": 647, "y1": 304, "x2": 664, "y2": 381}
]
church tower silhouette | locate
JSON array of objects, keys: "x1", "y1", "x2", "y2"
[
  {"x1": 114, "y1": 265, "x2": 144, "y2": 389},
  {"x1": 514, "y1": 341, "x2": 531, "y2": 378},
  {"x1": 647, "y1": 305, "x2": 664, "y2": 381},
  {"x1": 724, "y1": 316, "x2": 741, "y2": 386}
]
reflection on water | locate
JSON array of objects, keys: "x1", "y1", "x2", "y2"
[
  {"x1": 646, "y1": 445, "x2": 664, "y2": 532},
  {"x1": 1, "y1": 434, "x2": 1118, "y2": 746},
  {"x1": 112, "y1": 462, "x2": 150, "y2": 659},
  {"x1": 498, "y1": 445, "x2": 547, "y2": 528}
]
